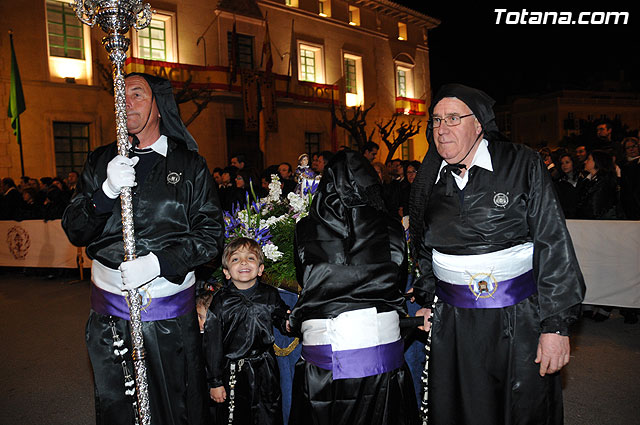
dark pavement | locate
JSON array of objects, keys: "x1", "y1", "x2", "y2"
[{"x1": 1, "y1": 271, "x2": 638, "y2": 425}]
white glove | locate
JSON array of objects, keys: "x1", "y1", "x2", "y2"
[
  {"x1": 102, "y1": 155, "x2": 140, "y2": 199},
  {"x1": 119, "y1": 252, "x2": 160, "y2": 291}
]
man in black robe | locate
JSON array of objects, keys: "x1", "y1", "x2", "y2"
[
  {"x1": 63, "y1": 73, "x2": 224, "y2": 425},
  {"x1": 289, "y1": 150, "x2": 418, "y2": 425},
  {"x1": 409, "y1": 84, "x2": 585, "y2": 425}
]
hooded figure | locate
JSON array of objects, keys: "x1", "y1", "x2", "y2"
[
  {"x1": 408, "y1": 84, "x2": 585, "y2": 425},
  {"x1": 289, "y1": 150, "x2": 419, "y2": 425},
  {"x1": 126, "y1": 72, "x2": 198, "y2": 151},
  {"x1": 63, "y1": 73, "x2": 224, "y2": 425}
]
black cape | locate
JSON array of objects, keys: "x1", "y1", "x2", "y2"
[{"x1": 290, "y1": 150, "x2": 419, "y2": 425}]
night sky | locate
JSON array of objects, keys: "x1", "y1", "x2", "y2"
[{"x1": 396, "y1": 2, "x2": 640, "y2": 104}]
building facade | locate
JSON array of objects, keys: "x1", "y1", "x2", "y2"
[
  {"x1": 0, "y1": 0, "x2": 438, "y2": 179},
  {"x1": 496, "y1": 89, "x2": 640, "y2": 148}
]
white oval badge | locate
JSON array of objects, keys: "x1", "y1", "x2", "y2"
[{"x1": 167, "y1": 171, "x2": 181, "y2": 185}]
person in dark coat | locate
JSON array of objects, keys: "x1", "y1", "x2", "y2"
[
  {"x1": 554, "y1": 153, "x2": 580, "y2": 218},
  {"x1": 289, "y1": 149, "x2": 419, "y2": 425},
  {"x1": 576, "y1": 150, "x2": 618, "y2": 219},
  {"x1": 409, "y1": 84, "x2": 585, "y2": 425},
  {"x1": 620, "y1": 137, "x2": 640, "y2": 219},
  {"x1": 1, "y1": 177, "x2": 23, "y2": 220}
]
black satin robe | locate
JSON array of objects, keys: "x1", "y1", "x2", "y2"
[
  {"x1": 414, "y1": 140, "x2": 586, "y2": 425},
  {"x1": 86, "y1": 310, "x2": 208, "y2": 425},
  {"x1": 62, "y1": 139, "x2": 223, "y2": 283},
  {"x1": 203, "y1": 282, "x2": 289, "y2": 425},
  {"x1": 62, "y1": 138, "x2": 224, "y2": 425},
  {"x1": 289, "y1": 150, "x2": 419, "y2": 425}
]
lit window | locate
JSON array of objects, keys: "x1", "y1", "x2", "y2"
[
  {"x1": 396, "y1": 63, "x2": 414, "y2": 98},
  {"x1": 53, "y1": 122, "x2": 90, "y2": 177},
  {"x1": 45, "y1": 0, "x2": 93, "y2": 83},
  {"x1": 348, "y1": 6, "x2": 360, "y2": 26},
  {"x1": 131, "y1": 11, "x2": 177, "y2": 62},
  {"x1": 228, "y1": 32, "x2": 255, "y2": 69},
  {"x1": 299, "y1": 43, "x2": 325, "y2": 83},
  {"x1": 344, "y1": 53, "x2": 364, "y2": 107},
  {"x1": 46, "y1": 0, "x2": 84, "y2": 59},
  {"x1": 397, "y1": 69, "x2": 407, "y2": 97},
  {"x1": 319, "y1": 0, "x2": 331, "y2": 17},
  {"x1": 286, "y1": 0, "x2": 299, "y2": 7},
  {"x1": 138, "y1": 19, "x2": 166, "y2": 60},
  {"x1": 301, "y1": 49, "x2": 315, "y2": 81},
  {"x1": 345, "y1": 59, "x2": 357, "y2": 94},
  {"x1": 398, "y1": 22, "x2": 407, "y2": 40}
]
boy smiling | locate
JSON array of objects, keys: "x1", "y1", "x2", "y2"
[{"x1": 203, "y1": 238, "x2": 290, "y2": 425}]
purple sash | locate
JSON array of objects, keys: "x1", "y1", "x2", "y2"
[
  {"x1": 435, "y1": 269, "x2": 536, "y2": 309},
  {"x1": 91, "y1": 283, "x2": 195, "y2": 321},
  {"x1": 302, "y1": 339, "x2": 404, "y2": 380}
]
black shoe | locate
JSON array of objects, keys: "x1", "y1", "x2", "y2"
[
  {"x1": 582, "y1": 310, "x2": 594, "y2": 319},
  {"x1": 593, "y1": 313, "x2": 609, "y2": 322}
]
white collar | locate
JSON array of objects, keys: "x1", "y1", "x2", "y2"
[
  {"x1": 136, "y1": 135, "x2": 168, "y2": 157},
  {"x1": 435, "y1": 139, "x2": 492, "y2": 185}
]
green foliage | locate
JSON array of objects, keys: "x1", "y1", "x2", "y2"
[{"x1": 264, "y1": 217, "x2": 297, "y2": 284}]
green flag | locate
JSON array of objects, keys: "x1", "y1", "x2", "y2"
[{"x1": 7, "y1": 32, "x2": 26, "y2": 146}]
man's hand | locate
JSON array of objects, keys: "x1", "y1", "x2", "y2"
[
  {"x1": 415, "y1": 308, "x2": 432, "y2": 332},
  {"x1": 535, "y1": 333, "x2": 570, "y2": 376},
  {"x1": 119, "y1": 252, "x2": 160, "y2": 291},
  {"x1": 210, "y1": 386, "x2": 227, "y2": 403},
  {"x1": 103, "y1": 155, "x2": 139, "y2": 199}
]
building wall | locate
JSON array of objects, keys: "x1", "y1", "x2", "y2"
[
  {"x1": 507, "y1": 91, "x2": 640, "y2": 148},
  {"x1": 0, "y1": 0, "x2": 437, "y2": 180}
]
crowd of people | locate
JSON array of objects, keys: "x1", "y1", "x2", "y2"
[
  {"x1": 0, "y1": 172, "x2": 78, "y2": 221},
  {"x1": 538, "y1": 130, "x2": 640, "y2": 221},
  {"x1": 3, "y1": 124, "x2": 638, "y2": 226},
  {"x1": 211, "y1": 145, "x2": 421, "y2": 221},
  {"x1": 210, "y1": 129, "x2": 640, "y2": 227}
]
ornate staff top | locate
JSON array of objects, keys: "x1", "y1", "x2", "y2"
[{"x1": 74, "y1": 0, "x2": 152, "y2": 33}]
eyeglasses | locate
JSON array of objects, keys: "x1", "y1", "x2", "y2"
[{"x1": 431, "y1": 114, "x2": 474, "y2": 128}]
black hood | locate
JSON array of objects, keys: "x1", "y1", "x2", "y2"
[
  {"x1": 426, "y1": 83, "x2": 501, "y2": 145},
  {"x1": 310, "y1": 149, "x2": 386, "y2": 238},
  {"x1": 125, "y1": 72, "x2": 198, "y2": 151}
]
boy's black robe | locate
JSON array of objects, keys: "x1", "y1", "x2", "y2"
[{"x1": 203, "y1": 281, "x2": 289, "y2": 425}]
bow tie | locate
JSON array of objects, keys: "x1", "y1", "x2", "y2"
[{"x1": 440, "y1": 163, "x2": 467, "y2": 196}]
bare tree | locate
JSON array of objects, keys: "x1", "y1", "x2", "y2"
[
  {"x1": 332, "y1": 103, "x2": 376, "y2": 151},
  {"x1": 173, "y1": 76, "x2": 216, "y2": 127},
  {"x1": 377, "y1": 115, "x2": 422, "y2": 163}
]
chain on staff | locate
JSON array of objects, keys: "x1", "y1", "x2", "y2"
[
  {"x1": 419, "y1": 295, "x2": 438, "y2": 425},
  {"x1": 72, "y1": 2, "x2": 152, "y2": 424}
]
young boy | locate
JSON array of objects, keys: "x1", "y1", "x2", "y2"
[{"x1": 203, "y1": 237, "x2": 289, "y2": 425}]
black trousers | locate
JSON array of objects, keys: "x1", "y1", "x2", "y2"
[{"x1": 86, "y1": 310, "x2": 210, "y2": 425}]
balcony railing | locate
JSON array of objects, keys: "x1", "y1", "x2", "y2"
[{"x1": 124, "y1": 57, "x2": 339, "y2": 105}]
